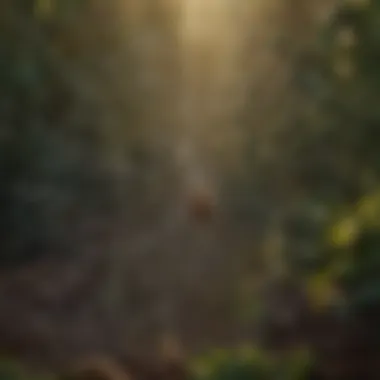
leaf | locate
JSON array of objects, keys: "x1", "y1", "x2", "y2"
[
  {"x1": 329, "y1": 215, "x2": 360, "y2": 248},
  {"x1": 333, "y1": 54, "x2": 355, "y2": 79},
  {"x1": 356, "y1": 191, "x2": 380, "y2": 227},
  {"x1": 34, "y1": 0, "x2": 55, "y2": 19},
  {"x1": 345, "y1": 0, "x2": 372, "y2": 10},
  {"x1": 306, "y1": 271, "x2": 340, "y2": 310}
]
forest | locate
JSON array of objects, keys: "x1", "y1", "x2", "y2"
[{"x1": 0, "y1": 0, "x2": 379, "y2": 379}]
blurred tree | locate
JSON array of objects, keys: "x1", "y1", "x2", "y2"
[{"x1": 0, "y1": 0, "x2": 139, "y2": 268}]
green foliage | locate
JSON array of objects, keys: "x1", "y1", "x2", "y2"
[
  {"x1": 190, "y1": 347, "x2": 312, "y2": 380},
  {"x1": 0, "y1": 359, "x2": 56, "y2": 380},
  {"x1": 0, "y1": 360, "x2": 26, "y2": 380},
  {"x1": 0, "y1": 0, "x2": 128, "y2": 267},
  {"x1": 326, "y1": 188, "x2": 380, "y2": 312},
  {"x1": 274, "y1": 0, "x2": 380, "y2": 278}
]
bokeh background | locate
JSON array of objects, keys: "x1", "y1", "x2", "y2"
[{"x1": 0, "y1": 0, "x2": 378, "y2": 379}]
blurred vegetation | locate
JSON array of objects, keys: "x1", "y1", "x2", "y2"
[
  {"x1": 190, "y1": 347, "x2": 312, "y2": 380},
  {"x1": 0, "y1": 0, "x2": 120, "y2": 266},
  {"x1": 2, "y1": 0, "x2": 380, "y2": 379},
  {"x1": 200, "y1": 0, "x2": 380, "y2": 377}
]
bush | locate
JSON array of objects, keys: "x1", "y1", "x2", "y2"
[
  {"x1": 0, "y1": 359, "x2": 56, "y2": 380},
  {"x1": 190, "y1": 347, "x2": 312, "y2": 380}
]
